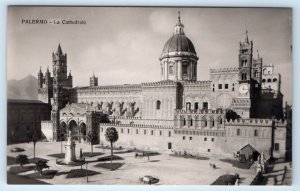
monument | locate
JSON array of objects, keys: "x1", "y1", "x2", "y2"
[{"x1": 64, "y1": 130, "x2": 76, "y2": 164}]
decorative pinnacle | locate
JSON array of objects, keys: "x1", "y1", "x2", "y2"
[
  {"x1": 174, "y1": 11, "x2": 184, "y2": 35},
  {"x1": 245, "y1": 28, "x2": 249, "y2": 43},
  {"x1": 257, "y1": 49, "x2": 260, "y2": 58},
  {"x1": 57, "y1": 43, "x2": 63, "y2": 55}
]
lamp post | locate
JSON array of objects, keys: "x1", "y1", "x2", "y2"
[{"x1": 86, "y1": 161, "x2": 88, "y2": 183}]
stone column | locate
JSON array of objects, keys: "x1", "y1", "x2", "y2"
[
  {"x1": 178, "y1": 60, "x2": 182, "y2": 80},
  {"x1": 164, "y1": 61, "x2": 168, "y2": 80},
  {"x1": 190, "y1": 63, "x2": 193, "y2": 80}
]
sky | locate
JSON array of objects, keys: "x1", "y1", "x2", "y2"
[{"x1": 7, "y1": 7, "x2": 292, "y2": 104}]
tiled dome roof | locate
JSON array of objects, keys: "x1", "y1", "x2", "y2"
[{"x1": 160, "y1": 34, "x2": 197, "y2": 60}]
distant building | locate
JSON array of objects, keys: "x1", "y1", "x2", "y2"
[
  {"x1": 7, "y1": 99, "x2": 51, "y2": 144},
  {"x1": 39, "y1": 14, "x2": 288, "y2": 159}
]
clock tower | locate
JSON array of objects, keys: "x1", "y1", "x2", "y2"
[
  {"x1": 238, "y1": 30, "x2": 253, "y2": 97},
  {"x1": 232, "y1": 30, "x2": 254, "y2": 118}
]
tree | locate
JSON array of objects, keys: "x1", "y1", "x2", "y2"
[
  {"x1": 104, "y1": 127, "x2": 119, "y2": 170},
  {"x1": 86, "y1": 130, "x2": 97, "y2": 155},
  {"x1": 35, "y1": 160, "x2": 49, "y2": 176},
  {"x1": 27, "y1": 129, "x2": 38, "y2": 161},
  {"x1": 15, "y1": 154, "x2": 29, "y2": 168}
]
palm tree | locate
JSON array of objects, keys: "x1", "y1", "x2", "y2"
[
  {"x1": 86, "y1": 130, "x2": 97, "y2": 155},
  {"x1": 104, "y1": 127, "x2": 119, "y2": 170},
  {"x1": 15, "y1": 154, "x2": 29, "y2": 168}
]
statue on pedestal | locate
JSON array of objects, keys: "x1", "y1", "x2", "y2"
[{"x1": 64, "y1": 129, "x2": 76, "y2": 164}]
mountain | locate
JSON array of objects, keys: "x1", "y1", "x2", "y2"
[{"x1": 8, "y1": 75, "x2": 38, "y2": 100}]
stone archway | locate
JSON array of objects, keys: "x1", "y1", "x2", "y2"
[
  {"x1": 79, "y1": 122, "x2": 87, "y2": 142},
  {"x1": 59, "y1": 121, "x2": 67, "y2": 141},
  {"x1": 68, "y1": 120, "x2": 80, "y2": 141}
]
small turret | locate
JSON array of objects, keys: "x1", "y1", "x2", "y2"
[
  {"x1": 174, "y1": 11, "x2": 185, "y2": 35},
  {"x1": 57, "y1": 43, "x2": 63, "y2": 55},
  {"x1": 38, "y1": 67, "x2": 43, "y2": 88},
  {"x1": 68, "y1": 70, "x2": 73, "y2": 87},
  {"x1": 90, "y1": 73, "x2": 98, "y2": 87}
]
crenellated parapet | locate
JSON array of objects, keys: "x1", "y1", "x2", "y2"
[
  {"x1": 76, "y1": 84, "x2": 142, "y2": 93},
  {"x1": 108, "y1": 116, "x2": 174, "y2": 127},
  {"x1": 226, "y1": 118, "x2": 287, "y2": 126},
  {"x1": 100, "y1": 123, "x2": 173, "y2": 129},
  {"x1": 141, "y1": 80, "x2": 178, "y2": 87},
  {"x1": 182, "y1": 80, "x2": 211, "y2": 90},
  {"x1": 175, "y1": 108, "x2": 224, "y2": 114},
  {"x1": 210, "y1": 67, "x2": 239, "y2": 74}
]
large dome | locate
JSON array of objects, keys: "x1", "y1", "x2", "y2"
[
  {"x1": 159, "y1": 15, "x2": 198, "y2": 61},
  {"x1": 160, "y1": 34, "x2": 197, "y2": 60}
]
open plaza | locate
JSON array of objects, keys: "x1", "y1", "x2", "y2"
[{"x1": 7, "y1": 141, "x2": 291, "y2": 185}]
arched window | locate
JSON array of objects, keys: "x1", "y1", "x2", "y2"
[
  {"x1": 232, "y1": 83, "x2": 235, "y2": 91},
  {"x1": 255, "y1": 70, "x2": 259, "y2": 77},
  {"x1": 212, "y1": 120, "x2": 215, "y2": 127},
  {"x1": 204, "y1": 119, "x2": 207, "y2": 127},
  {"x1": 262, "y1": 79, "x2": 266, "y2": 83},
  {"x1": 169, "y1": 131, "x2": 171, "y2": 137},
  {"x1": 220, "y1": 118, "x2": 223, "y2": 124},
  {"x1": 183, "y1": 118, "x2": 186, "y2": 126},
  {"x1": 237, "y1": 129, "x2": 241, "y2": 136},
  {"x1": 267, "y1": 79, "x2": 272, "y2": 82},
  {"x1": 254, "y1": 129, "x2": 258, "y2": 136},
  {"x1": 194, "y1": 102, "x2": 199, "y2": 110},
  {"x1": 242, "y1": 73, "x2": 247, "y2": 80},
  {"x1": 169, "y1": 65, "x2": 174, "y2": 75},
  {"x1": 186, "y1": 102, "x2": 191, "y2": 110},
  {"x1": 190, "y1": 119, "x2": 193, "y2": 126},
  {"x1": 182, "y1": 64, "x2": 188, "y2": 75},
  {"x1": 263, "y1": 68, "x2": 267, "y2": 74},
  {"x1": 273, "y1": 78, "x2": 277, "y2": 82},
  {"x1": 156, "y1": 100, "x2": 161, "y2": 110}
]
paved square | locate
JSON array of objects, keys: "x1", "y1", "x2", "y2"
[{"x1": 7, "y1": 141, "x2": 258, "y2": 185}]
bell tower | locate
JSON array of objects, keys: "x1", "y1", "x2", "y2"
[
  {"x1": 51, "y1": 43, "x2": 68, "y2": 141},
  {"x1": 238, "y1": 30, "x2": 253, "y2": 98}
]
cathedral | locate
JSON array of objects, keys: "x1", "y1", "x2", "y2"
[{"x1": 39, "y1": 14, "x2": 287, "y2": 159}]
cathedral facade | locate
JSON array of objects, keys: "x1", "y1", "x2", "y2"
[{"x1": 40, "y1": 15, "x2": 287, "y2": 159}]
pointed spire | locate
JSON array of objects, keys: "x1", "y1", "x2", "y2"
[
  {"x1": 57, "y1": 43, "x2": 63, "y2": 55},
  {"x1": 46, "y1": 66, "x2": 50, "y2": 73},
  {"x1": 244, "y1": 28, "x2": 249, "y2": 43},
  {"x1": 39, "y1": 66, "x2": 42, "y2": 73},
  {"x1": 69, "y1": 70, "x2": 72, "y2": 76},
  {"x1": 257, "y1": 49, "x2": 260, "y2": 59},
  {"x1": 174, "y1": 11, "x2": 184, "y2": 35}
]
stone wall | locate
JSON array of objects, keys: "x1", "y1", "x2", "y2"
[
  {"x1": 99, "y1": 123, "x2": 173, "y2": 152},
  {"x1": 41, "y1": 120, "x2": 53, "y2": 141}
]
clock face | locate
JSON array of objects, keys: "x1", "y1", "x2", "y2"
[{"x1": 239, "y1": 84, "x2": 249, "y2": 94}]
